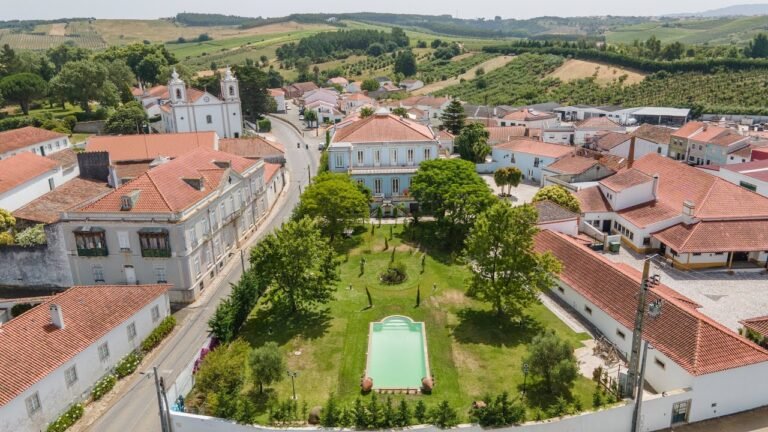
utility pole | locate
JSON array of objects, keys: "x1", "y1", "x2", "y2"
[
  {"x1": 152, "y1": 367, "x2": 170, "y2": 432},
  {"x1": 159, "y1": 375, "x2": 174, "y2": 432},
  {"x1": 632, "y1": 340, "x2": 650, "y2": 432},
  {"x1": 240, "y1": 248, "x2": 246, "y2": 273},
  {"x1": 624, "y1": 259, "x2": 650, "y2": 399},
  {"x1": 307, "y1": 163, "x2": 312, "y2": 182}
]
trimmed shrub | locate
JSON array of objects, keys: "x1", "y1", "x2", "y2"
[
  {"x1": 258, "y1": 118, "x2": 271, "y2": 132},
  {"x1": 91, "y1": 374, "x2": 117, "y2": 401},
  {"x1": 141, "y1": 315, "x2": 176, "y2": 353},
  {"x1": 380, "y1": 261, "x2": 407, "y2": 285},
  {"x1": 14, "y1": 224, "x2": 47, "y2": 246},
  {"x1": 114, "y1": 351, "x2": 144, "y2": 379},
  {"x1": 46, "y1": 403, "x2": 84, "y2": 432}
]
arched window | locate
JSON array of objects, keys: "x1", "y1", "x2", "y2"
[
  {"x1": 229, "y1": 86, "x2": 235, "y2": 96},
  {"x1": 175, "y1": 89, "x2": 182, "y2": 99}
]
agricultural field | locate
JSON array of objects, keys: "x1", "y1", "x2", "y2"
[
  {"x1": 606, "y1": 15, "x2": 768, "y2": 45},
  {"x1": 547, "y1": 59, "x2": 645, "y2": 86},
  {"x1": 0, "y1": 27, "x2": 106, "y2": 50},
  {"x1": 415, "y1": 54, "x2": 515, "y2": 95}
]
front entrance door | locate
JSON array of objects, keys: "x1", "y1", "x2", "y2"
[
  {"x1": 601, "y1": 220, "x2": 611, "y2": 233},
  {"x1": 671, "y1": 400, "x2": 691, "y2": 425},
  {"x1": 124, "y1": 265, "x2": 136, "y2": 284}
]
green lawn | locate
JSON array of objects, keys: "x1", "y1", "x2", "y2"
[{"x1": 236, "y1": 223, "x2": 593, "y2": 423}]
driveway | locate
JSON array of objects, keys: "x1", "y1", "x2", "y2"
[{"x1": 481, "y1": 175, "x2": 540, "y2": 206}]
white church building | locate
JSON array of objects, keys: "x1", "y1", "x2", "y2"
[{"x1": 160, "y1": 68, "x2": 243, "y2": 139}]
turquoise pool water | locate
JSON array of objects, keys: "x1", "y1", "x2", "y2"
[{"x1": 366, "y1": 316, "x2": 429, "y2": 390}]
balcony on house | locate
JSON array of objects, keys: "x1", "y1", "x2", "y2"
[
  {"x1": 139, "y1": 228, "x2": 172, "y2": 258},
  {"x1": 74, "y1": 227, "x2": 108, "y2": 257}
]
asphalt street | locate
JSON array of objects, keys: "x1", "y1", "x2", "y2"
[{"x1": 85, "y1": 114, "x2": 319, "y2": 432}]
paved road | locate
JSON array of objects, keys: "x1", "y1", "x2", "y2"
[{"x1": 86, "y1": 118, "x2": 318, "y2": 432}]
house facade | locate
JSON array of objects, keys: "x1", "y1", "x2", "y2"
[
  {"x1": 161, "y1": 68, "x2": 243, "y2": 139},
  {"x1": 716, "y1": 159, "x2": 768, "y2": 197},
  {"x1": 498, "y1": 108, "x2": 558, "y2": 129},
  {"x1": 484, "y1": 139, "x2": 575, "y2": 182},
  {"x1": 0, "y1": 284, "x2": 170, "y2": 432},
  {"x1": 575, "y1": 117, "x2": 626, "y2": 146},
  {"x1": 0, "y1": 127, "x2": 71, "y2": 160},
  {"x1": 268, "y1": 88, "x2": 286, "y2": 112},
  {"x1": 60, "y1": 148, "x2": 270, "y2": 303},
  {"x1": 328, "y1": 111, "x2": 439, "y2": 212},
  {"x1": 0, "y1": 153, "x2": 72, "y2": 212}
]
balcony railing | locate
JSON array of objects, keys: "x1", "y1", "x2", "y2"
[
  {"x1": 77, "y1": 247, "x2": 108, "y2": 257},
  {"x1": 141, "y1": 248, "x2": 172, "y2": 258}
]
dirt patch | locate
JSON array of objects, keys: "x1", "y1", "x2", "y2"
[
  {"x1": 48, "y1": 23, "x2": 66, "y2": 36},
  {"x1": 548, "y1": 59, "x2": 646, "y2": 85},
  {"x1": 451, "y1": 52, "x2": 475, "y2": 62},
  {"x1": 451, "y1": 344, "x2": 483, "y2": 395},
  {"x1": 414, "y1": 55, "x2": 516, "y2": 95},
  {"x1": 437, "y1": 289, "x2": 470, "y2": 307}
]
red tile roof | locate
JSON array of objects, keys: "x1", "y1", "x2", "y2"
[
  {"x1": 599, "y1": 168, "x2": 653, "y2": 191},
  {"x1": 672, "y1": 121, "x2": 704, "y2": 139},
  {"x1": 219, "y1": 137, "x2": 285, "y2": 159},
  {"x1": 0, "y1": 284, "x2": 170, "y2": 405},
  {"x1": 617, "y1": 201, "x2": 679, "y2": 228},
  {"x1": 86, "y1": 132, "x2": 217, "y2": 162},
  {"x1": 332, "y1": 113, "x2": 436, "y2": 143},
  {"x1": 576, "y1": 117, "x2": 623, "y2": 130},
  {"x1": 399, "y1": 96, "x2": 449, "y2": 109},
  {"x1": 741, "y1": 316, "x2": 768, "y2": 338},
  {"x1": 0, "y1": 127, "x2": 67, "y2": 154},
  {"x1": 13, "y1": 178, "x2": 111, "y2": 224},
  {"x1": 496, "y1": 138, "x2": 575, "y2": 158},
  {"x1": 268, "y1": 88, "x2": 285, "y2": 97},
  {"x1": 502, "y1": 109, "x2": 557, "y2": 121},
  {"x1": 593, "y1": 132, "x2": 631, "y2": 151},
  {"x1": 78, "y1": 148, "x2": 259, "y2": 214},
  {"x1": 534, "y1": 200, "x2": 578, "y2": 223},
  {"x1": 264, "y1": 162, "x2": 281, "y2": 182},
  {"x1": 689, "y1": 125, "x2": 730, "y2": 143},
  {"x1": 485, "y1": 126, "x2": 527, "y2": 144},
  {"x1": 575, "y1": 186, "x2": 613, "y2": 213},
  {"x1": 722, "y1": 159, "x2": 768, "y2": 182},
  {"x1": 545, "y1": 155, "x2": 598, "y2": 175},
  {"x1": 534, "y1": 230, "x2": 768, "y2": 376},
  {"x1": 46, "y1": 148, "x2": 78, "y2": 168},
  {"x1": 652, "y1": 220, "x2": 768, "y2": 253},
  {"x1": 632, "y1": 124, "x2": 673, "y2": 145},
  {"x1": 709, "y1": 131, "x2": 748, "y2": 148},
  {"x1": 0, "y1": 152, "x2": 60, "y2": 195}
]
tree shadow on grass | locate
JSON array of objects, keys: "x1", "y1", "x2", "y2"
[
  {"x1": 332, "y1": 225, "x2": 367, "y2": 255},
  {"x1": 240, "y1": 304, "x2": 332, "y2": 347},
  {"x1": 452, "y1": 308, "x2": 543, "y2": 347},
  {"x1": 397, "y1": 221, "x2": 458, "y2": 265},
  {"x1": 521, "y1": 380, "x2": 576, "y2": 414}
]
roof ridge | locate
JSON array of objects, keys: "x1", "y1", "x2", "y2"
[
  {"x1": 395, "y1": 114, "x2": 435, "y2": 140},
  {"x1": 145, "y1": 171, "x2": 174, "y2": 212}
]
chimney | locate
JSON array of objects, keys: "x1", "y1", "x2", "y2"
[
  {"x1": 652, "y1": 174, "x2": 660, "y2": 199},
  {"x1": 50, "y1": 304, "x2": 65, "y2": 329},
  {"x1": 703, "y1": 124, "x2": 708, "y2": 132},
  {"x1": 183, "y1": 177, "x2": 205, "y2": 191},
  {"x1": 682, "y1": 200, "x2": 696, "y2": 224},
  {"x1": 628, "y1": 136, "x2": 636, "y2": 168}
]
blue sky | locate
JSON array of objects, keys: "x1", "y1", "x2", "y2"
[{"x1": 3, "y1": 0, "x2": 766, "y2": 20}]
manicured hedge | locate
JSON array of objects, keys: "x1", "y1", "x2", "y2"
[{"x1": 140, "y1": 315, "x2": 176, "y2": 353}]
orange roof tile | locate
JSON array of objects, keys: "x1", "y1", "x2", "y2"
[
  {"x1": 534, "y1": 230, "x2": 768, "y2": 376},
  {"x1": 653, "y1": 220, "x2": 768, "y2": 253},
  {"x1": 485, "y1": 126, "x2": 527, "y2": 143},
  {"x1": 545, "y1": 155, "x2": 598, "y2": 174},
  {"x1": 268, "y1": 88, "x2": 285, "y2": 97},
  {"x1": 264, "y1": 162, "x2": 281, "y2": 182},
  {"x1": 576, "y1": 117, "x2": 623, "y2": 130},
  {"x1": 672, "y1": 121, "x2": 705, "y2": 139},
  {"x1": 0, "y1": 152, "x2": 60, "y2": 195},
  {"x1": 0, "y1": 284, "x2": 170, "y2": 405},
  {"x1": 496, "y1": 139, "x2": 574, "y2": 158},
  {"x1": 599, "y1": 168, "x2": 653, "y2": 191},
  {"x1": 575, "y1": 186, "x2": 613, "y2": 213},
  {"x1": 593, "y1": 132, "x2": 631, "y2": 151},
  {"x1": 632, "y1": 124, "x2": 673, "y2": 145},
  {"x1": 46, "y1": 148, "x2": 77, "y2": 168},
  {"x1": 741, "y1": 316, "x2": 768, "y2": 338},
  {"x1": 13, "y1": 178, "x2": 111, "y2": 224},
  {"x1": 86, "y1": 132, "x2": 217, "y2": 162},
  {"x1": 690, "y1": 125, "x2": 730, "y2": 143},
  {"x1": 78, "y1": 148, "x2": 259, "y2": 214},
  {"x1": 219, "y1": 137, "x2": 285, "y2": 159},
  {"x1": 502, "y1": 109, "x2": 556, "y2": 121},
  {"x1": 0, "y1": 127, "x2": 67, "y2": 154},
  {"x1": 332, "y1": 113, "x2": 435, "y2": 143}
]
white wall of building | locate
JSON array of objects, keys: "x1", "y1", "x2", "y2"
[
  {"x1": 716, "y1": 169, "x2": 768, "y2": 198},
  {"x1": 0, "y1": 293, "x2": 170, "y2": 432},
  {"x1": 609, "y1": 138, "x2": 668, "y2": 160},
  {"x1": 0, "y1": 136, "x2": 72, "y2": 160},
  {"x1": 538, "y1": 220, "x2": 579, "y2": 237},
  {"x1": 0, "y1": 166, "x2": 72, "y2": 211}
]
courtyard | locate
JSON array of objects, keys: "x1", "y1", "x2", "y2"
[{"x1": 202, "y1": 223, "x2": 599, "y2": 423}]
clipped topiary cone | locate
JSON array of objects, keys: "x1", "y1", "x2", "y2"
[
  {"x1": 308, "y1": 406, "x2": 322, "y2": 425},
  {"x1": 361, "y1": 376, "x2": 373, "y2": 392}
]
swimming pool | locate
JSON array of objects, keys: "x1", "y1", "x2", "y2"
[{"x1": 365, "y1": 315, "x2": 431, "y2": 391}]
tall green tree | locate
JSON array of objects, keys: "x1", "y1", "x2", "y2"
[
  {"x1": 0, "y1": 44, "x2": 20, "y2": 77},
  {"x1": 304, "y1": 109, "x2": 318, "y2": 127},
  {"x1": 532, "y1": 185, "x2": 581, "y2": 213},
  {"x1": 746, "y1": 33, "x2": 768, "y2": 58},
  {"x1": 465, "y1": 202, "x2": 561, "y2": 318},
  {"x1": 394, "y1": 50, "x2": 417, "y2": 77},
  {"x1": 455, "y1": 122, "x2": 491, "y2": 163},
  {"x1": 440, "y1": 98, "x2": 466, "y2": 135},
  {"x1": 46, "y1": 44, "x2": 90, "y2": 73},
  {"x1": 294, "y1": 172, "x2": 369, "y2": 241},
  {"x1": 233, "y1": 64, "x2": 271, "y2": 120},
  {"x1": 104, "y1": 101, "x2": 148, "y2": 134},
  {"x1": 494, "y1": 167, "x2": 522, "y2": 196},
  {"x1": 96, "y1": 43, "x2": 176, "y2": 84},
  {"x1": 250, "y1": 217, "x2": 338, "y2": 313},
  {"x1": 49, "y1": 60, "x2": 120, "y2": 112},
  {"x1": 525, "y1": 330, "x2": 579, "y2": 396},
  {"x1": 410, "y1": 159, "x2": 494, "y2": 247},
  {"x1": 0, "y1": 73, "x2": 47, "y2": 115},
  {"x1": 361, "y1": 79, "x2": 380, "y2": 92},
  {"x1": 248, "y1": 342, "x2": 285, "y2": 393}
]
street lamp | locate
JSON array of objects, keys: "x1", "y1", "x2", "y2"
[
  {"x1": 522, "y1": 363, "x2": 529, "y2": 397},
  {"x1": 287, "y1": 371, "x2": 299, "y2": 400}
]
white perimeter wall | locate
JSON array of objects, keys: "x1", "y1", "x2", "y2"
[{"x1": 0, "y1": 294, "x2": 170, "y2": 432}]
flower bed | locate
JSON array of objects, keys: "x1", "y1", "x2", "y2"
[{"x1": 46, "y1": 403, "x2": 84, "y2": 432}]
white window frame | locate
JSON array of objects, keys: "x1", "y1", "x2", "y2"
[
  {"x1": 374, "y1": 150, "x2": 381, "y2": 165},
  {"x1": 374, "y1": 178, "x2": 382, "y2": 194},
  {"x1": 65, "y1": 365, "x2": 78, "y2": 387},
  {"x1": 25, "y1": 392, "x2": 41, "y2": 416},
  {"x1": 193, "y1": 256, "x2": 201, "y2": 277},
  {"x1": 390, "y1": 149, "x2": 398, "y2": 166},
  {"x1": 98, "y1": 342, "x2": 110, "y2": 361},
  {"x1": 392, "y1": 178, "x2": 400, "y2": 195},
  {"x1": 92, "y1": 265, "x2": 105, "y2": 283},
  {"x1": 334, "y1": 154, "x2": 344, "y2": 168},
  {"x1": 117, "y1": 231, "x2": 131, "y2": 251},
  {"x1": 356, "y1": 150, "x2": 364, "y2": 166},
  {"x1": 154, "y1": 265, "x2": 167, "y2": 283},
  {"x1": 424, "y1": 148, "x2": 431, "y2": 160},
  {"x1": 407, "y1": 148, "x2": 414, "y2": 164},
  {"x1": 151, "y1": 305, "x2": 160, "y2": 322},
  {"x1": 127, "y1": 322, "x2": 137, "y2": 340}
]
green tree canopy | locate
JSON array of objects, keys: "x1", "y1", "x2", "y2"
[
  {"x1": 248, "y1": 342, "x2": 286, "y2": 393},
  {"x1": 465, "y1": 202, "x2": 561, "y2": 318},
  {"x1": 532, "y1": 185, "x2": 581, "y2": 213},
  {"x1": 46, "y1": 44, "x2": 90, "y2": 73},
  {"x1": 440, "y1": 98, "x2": 466, "y2": 135},
  {"x1": 391, "y1": 107, "x2": 408, "y2": 117},
  {"x1": 249, "y1": 217, "x2": 338, "y2": 313},
  {"x1": 359, "y1": 106, "x2": 375, "y2": 118},
  {"x1": 0, "y1": 209, "x2": 16, "y2": 231},
  {"x1": 105, "y1": 101, "x2": 148, "y2": 134},
  {"x1": 394, "y1": 50, "x2": 417, "y2": 77},
  {"x1": 410, "y1": 158, "x2": 494, "y2": 247},
  {"x1": 366, "y1": 43, "x2": 385, "y2": 57},
  {"x1": 525, "y1": 330, "x2": 579, "y2": 396},
  {"x1": 493, "y1": 167, "x2": 522, "y2": 196},
  {"x1": 233, "y1": 64, "x2": 271, "y2": 120},
  {"x1": 304, "y1": 109, "x2": 318, "y2": 127},
  {"x1": 96, "y1": 43, "x2": 177, "y2": 85},
  {"x1": 361, "y1": 79, "x2": 380, "y2": 92},
  {"x1": 0, "y1": 73, "x2": 47, "y2": 115},
  {"x1": 294, "y1": 172, "x2": 370, "y2": 241},
  {"x1": 49, "y1": 60, "x2": 120, "y2": 112},
  {"x1": 746, "y1": 33, "x2": 768, "y2": 58},
  {"x1": 455, "y1": 122, "x2": 491, "y2": 163}
]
